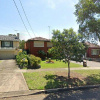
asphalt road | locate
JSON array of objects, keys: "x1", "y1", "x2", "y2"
[{"x1": 1, "y1": 87, "x2": 100, "y2": 100}]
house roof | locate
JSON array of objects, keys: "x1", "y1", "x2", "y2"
[
  {"x1": 0, "y1": 35, "x2": 19, "y2": 41},
  {"x1": 85, "y1": 42, "x2": 100, "y2": 48},
  {"x1": 28, "y1": 37, "x2": 50, "y2": 41}
]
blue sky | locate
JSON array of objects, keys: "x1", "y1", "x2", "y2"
[{"x1": 0, "y1": 0, "x2": 79, "y2": 40}]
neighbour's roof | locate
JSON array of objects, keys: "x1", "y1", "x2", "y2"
[
  {"x1": 85, "y1": 42, "x2": 100, "y2": 48},
  {"x1": 0, "y1": 35, "x2": 19, "y2": 41},
  {"x1": 28, "y1": 37, "x2": 50, "y2": 41}
]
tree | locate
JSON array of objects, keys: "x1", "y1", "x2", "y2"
[
  {"x1": 19, "y1": 40, "x2": 25, "y2": 50},
  {"x1": 75, "y1": 0, "x2": 100, "y2": 40},
  {"x1": 50, "y1": 28, "x2": 86, "y2": 79}
]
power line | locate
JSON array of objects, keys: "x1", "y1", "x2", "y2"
[
  {"x1": 12, "y1": 0, "x2": 32, "y2": 38},
  {"x1": 19, "y1": 0, "x2": 36, "y2": 37}
]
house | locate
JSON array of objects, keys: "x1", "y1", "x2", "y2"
[
  {"x1": 0, "y1": 33, "x2": 20, "y2": 59},
  {"x1": 25, "y1": 37, "x2": 52, "y2": 57},
  {"x1": 86, "y1": 42, "x2": 100, "y2": 58}
]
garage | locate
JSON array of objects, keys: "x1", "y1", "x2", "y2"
[{"x1": 0, "y1": 51, "x2": 15, "y2": 59}]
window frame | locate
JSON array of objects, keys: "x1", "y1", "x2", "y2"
[
  {"x1": 1, "y1": 41, "x2": 13, "y2": 47},
  {"x1": 91, "y1": 49, "x2": 100, "y2": 55}
]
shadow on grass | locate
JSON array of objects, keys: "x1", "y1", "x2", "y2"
[
  {"x1": 43, "y1": 74, "x2": 100, "y2": 100},
  {"x1": 44, "y1": 75, "x2": 85, "y2": 89},
  {"x1": 44, "y1": 73, "x2": 100, "y2": 89},
  {"x1": 85, "y1": 73, "x2": 100, "y2": 85}
]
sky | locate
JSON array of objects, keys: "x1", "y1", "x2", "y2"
[{"x1": 0, "y1": 0, "x2": 79, "y2": 40}]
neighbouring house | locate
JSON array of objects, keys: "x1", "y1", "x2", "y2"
[
  {"x1": 86, "y1": 42, "x2": 100, "y2": 59},
  {"x1": 25, "y1": 37, "x2": 52, "y2": 57},
  {"x1": 0, "y1": 33, "x2": 20, "y2": 59}
]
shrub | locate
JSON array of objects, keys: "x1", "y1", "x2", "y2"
[
  {"x1": 38, "y1": 50, "x2": 46, "y2": 56},
  {"x1": 16, "y1": 52, "x2": 41, "y2": 69},
  {"x1": 27, "y1": 55, "x2": 41, "y2": 69},
  {"x1": 16, "y1": 51, "x2": 28, "y2": 68},
  {"x1": 20, "y1": 58, "x2": 28, "y2": 67}
]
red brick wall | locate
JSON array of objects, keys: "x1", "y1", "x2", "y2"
[
  {"x1": 87, "y1": 47, "x2": 100, "y2": 58},
  {"x1": 25, "y1": 41, "x2": 51, "y2": 57}
]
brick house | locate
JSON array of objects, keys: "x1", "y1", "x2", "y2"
[
  {"x1": 86, "y1": 42, "x2": 100, "y2": 58},
  {"x1": 25, "y1": 37, "x2": 52, "y2": 57},
  {"x1": 0, "y1": 33, "x2": 20, "y2": 59}
]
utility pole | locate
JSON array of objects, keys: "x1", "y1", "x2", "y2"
[{"x1": 48, "y1": 26, "x2": 50, "y2": 39}]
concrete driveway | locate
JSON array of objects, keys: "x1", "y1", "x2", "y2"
[
  {"x1": 0, "y1": 60, "x2": 28, "y2": 92},
  {"x1": 71, "y1": 60, "x2": 100, "y2": 67}
]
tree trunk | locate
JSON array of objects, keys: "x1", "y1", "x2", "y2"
[{"x1": 68, "y1": 60, "x2": 70, "y2": 79}]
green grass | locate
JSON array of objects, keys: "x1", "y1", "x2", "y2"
[
  {"x1": 23, "y1": 71, "x2": 55, "y2": 90},
  {"x1": 40, "y1": 60, "x2": 83, "y2": 69},
  {"x1": 74, "y1": 70, "x2": 100, "y2": 76},
  {"x1": 74, "y1": 70, "x2": 100, "y2": 85},
  {"x1": 24, "y1": 70, "x2": 100, "y2": 90}
]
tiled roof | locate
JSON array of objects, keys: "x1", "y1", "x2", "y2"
[
  {"x1": 0, "y1": 35, "x2": 19, "y2": 41},
  {"x1": 85, "y1": 42, "x2": 100, "y2": 48},
  {"x1": 28, "y1": 37, "x2": 50, "y2": 41}
]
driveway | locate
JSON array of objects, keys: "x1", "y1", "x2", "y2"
[
  {"x1": 71, "y1": 60, "x2": 100, "y2": 67},
  {"x1": 0, "y1": 60, "x2": 28, "y2": 92}
]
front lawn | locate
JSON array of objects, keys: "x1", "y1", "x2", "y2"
[
  {"x1": 74, "y1": 70, "x2": 100, "y2": 76},
  {"x1": 23, "y1": 70, "x2": 100, "y2": 90},
  {"x1": 40, "y1": 60, "x2": 83, "y2": 69}
]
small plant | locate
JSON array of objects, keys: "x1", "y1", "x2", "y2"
[
  {"x1": 45, "y1": 58, "x2": 54, "y2": 63},
  {"x1": 45, "y1": 57, "x2": 48, "y2": 60},
  {"x1": 48, "y1": 58, "x2": 51, "y2": 62}
]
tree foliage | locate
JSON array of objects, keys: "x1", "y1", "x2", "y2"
[
  {"x1": 75, "y1": 0, "x2": 100, "y2": 40},
  {"x1": 49, "y1": 28, "x2": 86, "y2": 78},
  {"x1": 19, "y1": 40, "x2": 25, "y2": 50}
]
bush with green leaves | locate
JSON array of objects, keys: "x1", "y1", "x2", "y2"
[
  {"x1": 20, "y1": 58, "x2": 28, "y2": 67},
  {"x1": 27, "y1": 55, "x2": 41, "y2": 69},
  {"x1": 16, "y1": 51, "x2": 28, "y2": 68}
]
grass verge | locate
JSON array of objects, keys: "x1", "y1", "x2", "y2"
[{"x1": 23, "y1": 70, "x2": 100, "y2": 90}]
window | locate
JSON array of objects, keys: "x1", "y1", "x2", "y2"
[
  {"x1": 34, "y1": 41, "x2": 44, "y2": 47},
  {"x1": 1, "y1": 41, "x2": 13, "y2": 47},
  {"x1": 91, "y1": 49, "x2": 100, "y2": 55}
]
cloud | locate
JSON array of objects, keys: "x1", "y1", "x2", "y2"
[
  {"x1": 20, "y1": 31, "x2": 35, "y2": 40},
  {"x1": 47, "y1": 0, "x2": 56, "y2": 9},
  {"x1": 46, "y1": 0, "x2": 78, "y2": 9}
]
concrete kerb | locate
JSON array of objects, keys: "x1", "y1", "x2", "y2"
[{"x1": 0, "y1": 84, "x2": 100, "y2": 99}]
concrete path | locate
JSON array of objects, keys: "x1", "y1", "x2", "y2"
[
  {"x1": 16, "y1": 67, "x2": 100, "y2": 73},
  {"x1": 0, "y1": 60, "x2": 28, "y2": 92}
]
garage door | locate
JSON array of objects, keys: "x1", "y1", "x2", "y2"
[{"x1": 0, "y1": 51, "x2": 15, "y2": 59}]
